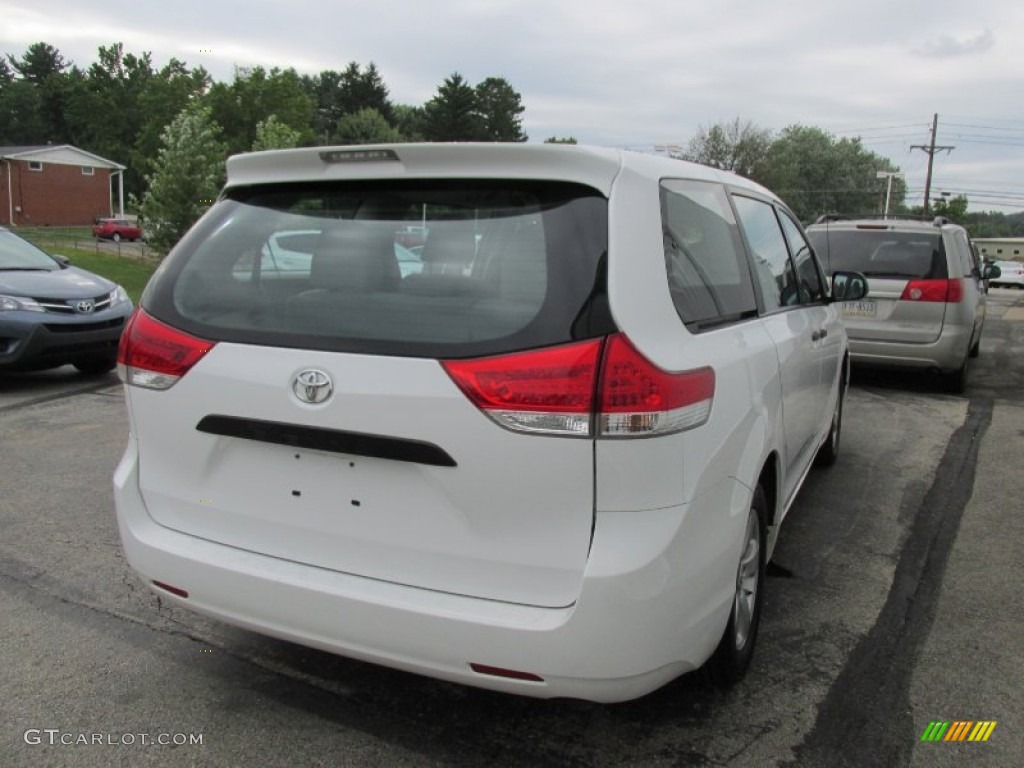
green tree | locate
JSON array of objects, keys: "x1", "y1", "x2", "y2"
[
  {"x1": 140, "y1": 102, "x2": 226, "y2": 252},
  {"x1": 6, "y1": 42, "x2": 68, "y2": 84},
  {"x1": 757, "y1": 125, "x2": 901, "y2": 222},
  {"x1": 1, "y1": 42, "x2": 77, "y2": 145},
  {"x1": 340, "y1": 62, "x2": 393, "y2": 122},
  {"x1": 207, "y1": 66, "x2": 314, "y2": 155},
  {"x1": 333, "y1": 107, "x2": 404, "y2": 145},
  {"x1": 0, "y1": 76, "x2": 47, "y2": 143},
  {"x1": 128, "y1": 58, "x2": 211, "y2": 199},
  {"x1": 922, "y1": 194, "x2": 969, "y2": 225},
  {"x1": 391, "y1": 104, "x2": 425, "y2": 141},
  {"x1": 252, "y1": 114, "x2": 302, "y2": 150},
  {"x1": 685, "y1": 117, "x2": 773, "y2": 178},
  {"x1": 421, "y1": 72, "x2": 483, "y2": 141},
  {"x1": 474, "y1": 77, "x2": 526, "y2": 141}
]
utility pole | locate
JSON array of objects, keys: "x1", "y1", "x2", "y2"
[{"x1": 911, "y1": 114, "x2": 954, "y2": 215}]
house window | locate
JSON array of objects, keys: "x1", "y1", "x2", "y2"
[
  {"x1": 28, "y1": 161, "x2": 43, "y2": 172},
  {"x1": 81, "y1": 166, "x2": 95, "y2": 176}
]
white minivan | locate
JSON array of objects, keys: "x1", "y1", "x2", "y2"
[{"x1": 114, "y1": 144, "x2": 865, "y2": 702}]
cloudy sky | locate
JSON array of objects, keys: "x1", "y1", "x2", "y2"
[{"x1": 3, "y1": 0, "x2": 1023, "y2": 211}]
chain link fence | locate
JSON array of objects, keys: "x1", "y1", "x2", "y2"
[{"x1": 14, "y1": 226, "x2": 163, "y2": 264}]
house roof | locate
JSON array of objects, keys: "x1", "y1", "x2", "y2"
[{"x1": 0, "y1": 144, "x2": 125, "y2": 170}]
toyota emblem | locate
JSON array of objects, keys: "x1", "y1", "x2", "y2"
[
  {"x1": 75, "y1": 299, "x2": 96, "y2": 314},
  {"x1": 293, "y1": 369, "x2": 333, "y2": 404}
]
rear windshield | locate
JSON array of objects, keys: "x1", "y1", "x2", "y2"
[
  {"x1": 807, "y1": 229, "x2": 947, "y2": 279},
  {"x1": 142, "y1": 180, "x2": 611, "y2": 358}
]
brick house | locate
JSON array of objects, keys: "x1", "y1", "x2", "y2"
[{"x1": 0, "y1": 145, "x2": 127, "y2": 227}]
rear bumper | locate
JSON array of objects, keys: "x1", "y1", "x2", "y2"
[
  {"x1": 113, "y1": 436, "x2": 742, "y2": 703},
  {"x1": 848, "y1": 324, "x2": 971, "y2": 373}
]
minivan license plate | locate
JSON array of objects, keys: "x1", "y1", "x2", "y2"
[{"x1": 842, "y1": 300, "x2": 877, "y2": 318}]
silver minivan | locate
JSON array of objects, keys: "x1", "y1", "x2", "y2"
[{"x1": 806, "y1": 216, "x2": 1000, "y2": 393}]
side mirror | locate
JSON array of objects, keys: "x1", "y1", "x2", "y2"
[
  {"x1": 52, "y1": 254, "x2": 71, "y2": 266},
  {"x1": 831, "y1": 271, "x2": 868, "y2": 302},
  {"x1": 983, "y1": 264, "x2": 1002, "y2": 280}
]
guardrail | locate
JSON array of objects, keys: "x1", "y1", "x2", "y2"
[{"x1": 13, "y1": 226, "x2": 163, "y2": 263}]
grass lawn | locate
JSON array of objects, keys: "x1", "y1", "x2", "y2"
[{"x1": 52, "y1": 247, "x2": 157, "y2": 304}]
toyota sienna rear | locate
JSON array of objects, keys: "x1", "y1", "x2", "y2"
[{"x1": 114, "y1": 143, "x2": 860, "y2": 702}]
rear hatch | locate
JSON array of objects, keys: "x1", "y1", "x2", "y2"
[
  {"x1": 124, "y1": 177, "x2": 612, "y2": 608},
  {"x1": 809, "y1": 227, "x2": 949, "y2": 343}
]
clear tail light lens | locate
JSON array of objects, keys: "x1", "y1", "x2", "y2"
[{"x1": 117, "y1": 309, "x2": 215, "y2": 390}]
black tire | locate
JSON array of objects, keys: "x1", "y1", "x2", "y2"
[
  {"x1": 74, "y1": 357, "x2": 116, "y2": 375},
  {"x1": 815, "y1": 360, "x2": 847, "y2": 467},
  {"x1": 969, "y1": 337, "x2": 981, "y2": 358},
  {"x1": 707, "y1": 485, "x2": 767, "y2": 686}
]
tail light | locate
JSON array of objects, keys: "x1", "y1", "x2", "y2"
[
  {"x1": 442, "y1": 334, "x2": 714, "y2": 437},
  {"x1": 117, "y1": 308, "x2": 215, "y2": 390},
  {"x1": 597, "y1": 334, "x2": 714, "y2": 437},
  {"x1": 900, "y1": 278, "x2": 962, "y2": 303}
]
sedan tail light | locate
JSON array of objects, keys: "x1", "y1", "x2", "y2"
[
  {"x1": 117, "y1": 309, "x2": 215, "y2": 390},
  {"x1": 443, "y1": 334, "x2": 714, "y2": 437}
]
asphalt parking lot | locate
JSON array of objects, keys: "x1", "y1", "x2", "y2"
[{"x1": 2, "y1": 288, "x2": 1022, "y2": 767}]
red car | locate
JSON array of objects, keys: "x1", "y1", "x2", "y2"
[{"x1": 93, "y1": 218, "x2": 142, "y2": 242}]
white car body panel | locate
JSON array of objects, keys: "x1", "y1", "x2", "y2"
[{"x1": 115, "y1": 143, "x2": 848, "y2": 702}]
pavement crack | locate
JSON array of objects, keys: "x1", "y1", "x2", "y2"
[{"x1": 785, "y1": 396, "x2": 994, "y2": 768}]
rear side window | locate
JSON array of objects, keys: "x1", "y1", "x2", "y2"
[
  {"x1": 660, "y1": 179, "x2": 757, "y2": 330},
  {"x1": 806, "y1": 230, "x2": 948, "y2": 280},
  {"x1": 143, "y1": 180, "x2": 610, "y2": 359}
]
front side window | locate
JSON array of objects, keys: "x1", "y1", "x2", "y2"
[
  {"x1": 144, "y1": 179, "x2": 610, "y2": 359},
  {"x1": 778, "y1": 211, "x2": 825, "y2": 303},
  {"x1": 660, "y1": 179, "x2": 756, "y2": 330},
  {"x1": 732, "y1": 195, "x2": 799, "y2": 312}
]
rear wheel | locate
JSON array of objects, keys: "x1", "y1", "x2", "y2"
[{"x1": 707, "y1": 485, "x2": 767, "y2": 686}]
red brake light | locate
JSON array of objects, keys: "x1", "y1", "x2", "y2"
[
  {"x1": 597, "y1": 334, "x2": 714, "y2": 437},
  {"x1": 900, "y1": 278, "x2": 962, "y2": 303},
  {"x1": 442, "y1": 334, "x2": 714, "y2": 437},
  {"x1": 442, "y1": 339, "x2": 601, "y2": 436},
  {"x1": 117, "y1": 308, "x2": 215, "y2": 390}
]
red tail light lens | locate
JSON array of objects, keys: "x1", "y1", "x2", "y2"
[
  {"x1": 443, "y1": 334, "x2": 714, "y2": 437},
  {"x1": 442, "y1": 339, "x2": 602, "y2": 436},
  {"x1": 597, "y1": 334, "x2": 714, "y2": 437},
  {"x1": 117, "y1": 309, "x2": 215, "y2": 390},
  {"x1": 900, "y1": 278, "x2": 962, "y2": 303}
]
